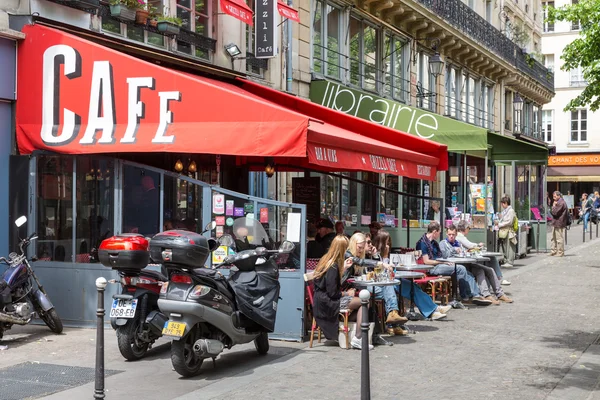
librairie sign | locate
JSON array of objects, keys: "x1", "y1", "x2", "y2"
[{"x1": 309, "y1": 80, "x2": 488, "y2": 151}]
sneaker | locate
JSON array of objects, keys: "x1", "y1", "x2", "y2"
[
  {"x1": 472, "y1": 296, "x2": 492, "y2": 306},
  {"x1": 351, "y1": 336, "x2": 373, "y2": 350},
  {"x1": 485, "y1": 295, "x2": 500, "y2": 305},
  {"x1": 501, "y1": 279, "x2": 511, "y2": 286},
  {"x1": 386, "y1": 325, "x2": 395, "y2": 336},
  {"x1": 386, "y1": 310, "x2": 408, "y2": 324},
  {"x1": 501, "y1": 263, "x2": 514, "y2": 268},
  {"x1": 430, "y1": 311, "x2": 447, "y2": 320},
  {"x1": 498, "y1": 295, "x2": 514, "y2": 303},
  {"x1": 437, "y1": 305, "x2": 452, "y2": 314},
  {"x1": 393, "y1": 326, "x2": 409, "y2": 335}
]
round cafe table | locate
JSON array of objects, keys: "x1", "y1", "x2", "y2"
[{"x1": 352, "y1": 279, "x2": 401, "y2": 346}]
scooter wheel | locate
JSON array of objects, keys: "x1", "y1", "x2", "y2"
[
  {"x1": 254, "y1": 331, "x2": 269, "y2": 355},
  {"x1": 171, "y1": 332, "x2": 204, "y2": 377},
  {"x1": 117, "y1": 318, "x2": 149, "y2": 361}
]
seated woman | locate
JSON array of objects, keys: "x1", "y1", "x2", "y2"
[
  {"x1": 372, "y1": 231, "x2": 450, "y2": 321},
  {"x1": 313, "y1": 235, "x2": 372, "y2": 350},
  {"x1": 343, "y1": 233, "x2": 408, "y2": 333}
]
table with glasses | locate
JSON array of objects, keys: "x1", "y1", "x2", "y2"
[{"x1": 352, "y1": 278, "x2": 401, "y2": 346}]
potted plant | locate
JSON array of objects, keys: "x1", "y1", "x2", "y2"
[
  {"x1": 156, "y1": 15, "x2": 183, "y2": 35},
  {"x1": 109, "y1": 0, "x2": 138, "y2": 21},
  {"x1": 147, "y1": 5, "x2": 159, "y2": 27},
  {"x1": 135, "y1": 0, "x2": 149, "y2": 24}
]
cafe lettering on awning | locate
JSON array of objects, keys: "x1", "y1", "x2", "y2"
[
  {"x1": 221, "y1": 0, "x2": 254, "y2": 26},
  {"x1": 277, "y1": 0, "x2": 299, "y2": 22}
]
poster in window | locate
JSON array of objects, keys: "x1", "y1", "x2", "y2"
[{"x1": 255, "y1": 0, "x2": 278, "y2": 58}]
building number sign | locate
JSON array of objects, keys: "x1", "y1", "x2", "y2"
[{"x1": 255, "y1": 0, "x2": 277, "y2": 58}]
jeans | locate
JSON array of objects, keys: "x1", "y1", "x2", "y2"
[
  {"x1": 397, "y1": 279, "x2": 437, "y2": 318},
  {"x1": 584, "y1": 211, "x2": 590, "y2": 231},
  {"x1": 469, "y1": 264, "x2": 504, "y2": 298},
  {"x1": 486, "y1": 256, "x2": 503, "y2": 279},
  {"x1": 374, "y1": 285, "x2": 399, "y2": 315},
  {"x1": 430, "y1": 263, "x2": 480, "y2": 298}
]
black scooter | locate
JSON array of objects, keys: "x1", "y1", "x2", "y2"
[{"x1": 152, "y1": 222, "x2": 293, "y2": 377}]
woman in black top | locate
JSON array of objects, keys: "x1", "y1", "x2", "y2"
[{"x1": 313, "y1": 235, "x2": 371, "y2": 350}]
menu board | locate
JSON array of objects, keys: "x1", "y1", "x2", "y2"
[{"x1": 292, "y1": 177, "x2": 320, "y2": 223}]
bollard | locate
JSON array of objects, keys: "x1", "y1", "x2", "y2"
[
  {"x1": 596, "y1": 221, "x2": 598, "y2": 238},
  {"x1": 583, "y1": 223, "x2": 586, "y2": 243},
  {"x1": 359, "y1": 289, "x2": 371, "y2": 400},
  {"x1": 94, "y1": 277, "x2": 107, "y2": 399},
  {"x1": 590, "y1": 222, "x2": 592, "y2": 241}
]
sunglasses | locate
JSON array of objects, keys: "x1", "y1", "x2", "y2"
[{"x1": 366, "y1": 240, "x2": 372, "y2": 245}]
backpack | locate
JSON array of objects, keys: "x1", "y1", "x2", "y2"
[
  {"x1": 566, "y1": 212, "x2": 573, "y2": 227},
  {"x1": 513, "y1": 216, "x2": 519, "y2": 232}
]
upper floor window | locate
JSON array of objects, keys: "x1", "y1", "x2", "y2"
[
  {"x1": 542, "y1": 110, "x2": 553, "y2": 143},
  {"x1": 383, "y1": 34, "x2": 407, "y2": 101},
  {"x1": 545, "y1": 54, "x2": 554, "y2": 72},
  {"x1": 415, "y1": 51, "x2": 435, "y2": 111},
  {"x1": 485, "y1": 0, "x2": 492, "y2": 22},
  {"x1": 176, "y1": 0, "x2": 211, "y2": 60},
  {"x1": 246, "y1": 0, "x2": 265, "y2": 77},
  {"x1": 570, "y1": 66, "x2": 587, "y2": 87},
  {"x1": 312, "y1": 1, "x2": 342, "y2": 79},
  {"x1": 101, "y1": 0, "x2": 165, "y2": 48},
  {"x1": 570, "y1": 109, "x2": 587, "y2": 142},
  {"x1": 571, "y1": 0, "x2": 580, "y2": 30},
  {"x1": 543, "y1": 2, "x2": 554, "y2": 32},
  {"x1": 445, "y1": 66, "x2": 458, "y2": 118},
  {"x1": 349, "y1": 17, "x2": 378, "y2": 92}
]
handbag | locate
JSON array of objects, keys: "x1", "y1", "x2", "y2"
[{"x1": 498, "y1": 227, "x2": 509, "y2": 239}]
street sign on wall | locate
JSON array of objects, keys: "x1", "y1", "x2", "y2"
[{"x1": 255, "y1": 0, "x2": 278, "y2": 58}]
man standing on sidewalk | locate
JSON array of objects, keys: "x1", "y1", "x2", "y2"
[{"x1": 550, "y1": 191, "x2": 569, "y2": 257}]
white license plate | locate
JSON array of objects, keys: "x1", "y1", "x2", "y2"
[{"x1": 110, "y1": 298, "x2": 138, "y2": 318}]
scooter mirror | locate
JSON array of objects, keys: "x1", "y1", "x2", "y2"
[
  {"x1": 15, "y1": 216, "x2": 27, "y2": 227},
  {"x1": 204, "y1": 221, "x2": 217, "y2": 233},
  {"x1": 218, "y1": 234, "x2": 235, "y2": 248},
  {"x1": 207, "y1": 238, "x2": 219, "y2": 252},
  {"x1": 279, "y1": 240, "x2": 295, "y2": 252}
]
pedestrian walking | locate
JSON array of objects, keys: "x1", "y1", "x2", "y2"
[
  {"x1": 550, "y1": 191, "x2": 569, "y2": 257},
  {"x1": 496, "y1": 195, "x2": 517, "y2": 267}
]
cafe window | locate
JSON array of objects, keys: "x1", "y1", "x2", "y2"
[
  {"x1": 341, "y1": 172, "x2": 359, "y2": 226},
  {"x1": 163, "y1": 175, "x2": 202, "y2": 232},
  {"x1": 312, "y1": 0, "x2": 343, "y2": 79},
  {"x1": 101, "y1": 0, "x2": 165, "y2": 48},
  {"x1": 37, "y1": 156, "x2": 74, "y2": 262},
  {"x1": 75, "y1": 158, "x2": 115, "y2": 263},
  {"x1": 122, "y1": 165, "x2": 160, "y2": 237},
  {"x1": 402, "y1": 177, "x2": 422, "y2": 223},
  {"x1": 514, "y1": 165, "x2": 531, "y2": 220},
  {"x1": 446, "y1": 153, "x2": 464, "y2": 216},
  {"x1": 312, "y1": 172, "x2": 340, "y2": 220}
]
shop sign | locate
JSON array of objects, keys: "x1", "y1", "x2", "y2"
[
  {"x1": 215, "y1": 216, "x2": 225, "y2": 226},
  {"x1": 234, "y1": 207, "x2": 244, "y2": 217},
  {"x1": 548, "y1": 154, "x2": 600, "y2": 166},
  {"x1": 260, "y1": 208, "x2": 269, "y2": 223},
  {"x1": 213, "y1": 194, "x2": 225, "y2": 214},
  {"x1": 309, "y1": 80, "x2": 488, "y2": 150},
  {"x1": 226, "y1": 217, "x2": 234, "y2": 226},
  {"x1": 225, "y1": 200, "x2": 234, "y2": 216},
  {"x1": 244, "y1": 202, "x2": 254, "y2": 213},
  {"x1": 212, "y1": 245, "x2": 228, "y2": 263},
  {"x1": 254, "y1": 0, "x2": 278, "y2": 58}
]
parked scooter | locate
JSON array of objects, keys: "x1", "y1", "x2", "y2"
[
  {"x1": 99, "y1": 233, "x2": 167, "y2": 361},
  {"x1": 153, "y1": 218, "x2": 293, "y2": 377},
  {"x1": 0, "y1": 216, "x2": 63, "y2": 339},
  {"x1": 98, "y1": 223, "x2": 218, "y2": 361}
]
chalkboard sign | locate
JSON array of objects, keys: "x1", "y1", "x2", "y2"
[
  {"x1": 292, "y1": 177, "x2": 320, "y2": 223},
  {"x1": 564, "y1": 195, "x2": 575, "y2": 210},
  {"x1": 255, "y1": 0, "x2": 278, "y2": 58}
]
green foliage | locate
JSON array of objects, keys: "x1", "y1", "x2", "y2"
[
  {"x1": 157, "y1": 15, "x2": 183, "y2": 26},
  {"x1": 109, "y1": 0, "x2": 145, "y2": 9},
  {"x1": 547, "y1": 0, "x2": 600, "y2": 111},
  {"x1": 510, "y1": 23, "x2": 530, "y2": 48}
]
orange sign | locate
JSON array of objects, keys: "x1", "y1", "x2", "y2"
[{"x1": 548, "y1": 154, "x2": 600, "y2": 166}]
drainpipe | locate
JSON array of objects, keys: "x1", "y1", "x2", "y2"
[{"x1": 286, "y1": 0, "x2": 293, "y2": 93}]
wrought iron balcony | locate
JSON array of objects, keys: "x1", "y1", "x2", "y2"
[{"x1": 416, "y1": 0, "x2": 555, "y2": 93}]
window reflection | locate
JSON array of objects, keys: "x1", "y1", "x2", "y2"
[{"x1": 122, "y1": 166, "x2": 160, "y2": 237}]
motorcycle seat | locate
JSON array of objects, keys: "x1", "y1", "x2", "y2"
[
  {"x1": 192, "y1": 269, "x2": 235, "y2": 303},
  {"x1": 140, "y1": 269, "x2": 168, "y2": 282}
]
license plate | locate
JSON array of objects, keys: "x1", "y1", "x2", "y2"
[
  {"x1": 162, "y1": 321, "x2": 186, "y2": 337},
  {"x1": 110, "y1": 298, "x2": 138, "y2": 318}
]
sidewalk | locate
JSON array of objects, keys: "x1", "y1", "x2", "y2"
[{"x1": 2, "y1": 229, "x2": 600, "y2": 399}]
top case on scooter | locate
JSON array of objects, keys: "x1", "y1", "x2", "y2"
[
  {"x1": 149, "y1": 230, "x2": 211, "y2": 268},
  {"x1": 99, "y1": 234, "x2": 149, "y2": 272}
]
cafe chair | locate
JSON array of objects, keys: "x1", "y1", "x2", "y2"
[
  {"x1": 414, "y1": 256, "x2": 451, "y2": 305},
  {"x1": 304, "y1": 272, "x2": 350, "y2": 349},
  {"x1": 306, "y1": 258, "x2": 320, "y2": 271}
]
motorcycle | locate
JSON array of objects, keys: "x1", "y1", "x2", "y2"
[
  {"x1": 0, "y1": 216, "x2": 63, "y2": 339},
  {"x1": 153, "y1": 217, "x2": 294, "y2": 377},
  {"x1": 98, "y1": 223, "x2": 217, "y2": 361}
]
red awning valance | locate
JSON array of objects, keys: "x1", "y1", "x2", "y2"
[
  {"x1": 221, "y1": 0, "x2": 254, "y2": 25},
  {"x1": 277, "y1": 1, "x2": 300, "y2": 23},
  {"x1": 15, "y1": 24, "x2": 443, "y2": 180}
]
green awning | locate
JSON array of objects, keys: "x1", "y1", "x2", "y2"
[
  {"x1": 487, "y1": 132, "x2": 548, "y2": 162},
  {"x1": 309, "y1": 80, "x2": 488, "y2": 152},
  {"x1": 309, "y1": 79, "x2": 547, "y2": 161}
]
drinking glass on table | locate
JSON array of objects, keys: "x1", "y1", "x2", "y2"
[{"x1": 374, "y1": 262, "x2": 384, "y2": 281}]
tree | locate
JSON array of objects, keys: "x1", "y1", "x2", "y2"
[{"x1": 547, "y1": 0, "x2": 600, "y2": 111}]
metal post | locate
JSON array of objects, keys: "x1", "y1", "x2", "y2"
[
  {"x1": 536, "y1": 220, "x2": 540, "y2": 253},
  {"x1": 583, "y1": 222, "x2": 586, "y2": 243},
  {"x1": 94, "y1": 277, "x2": 107, "y2": 399},
  {"x1": 565, "y1": 225, "x2": 568, "y2": 245},
  {"x1": 359, "y1": 289, "x2": 371, "y2": 400},
  {"x1": 596, "y1": 219, "x2": 598, "y2": 238},
  {"x1": 590, "y1": 221, "x2": 592, "y2": 241}
]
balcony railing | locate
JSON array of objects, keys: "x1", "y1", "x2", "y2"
[{"x1": 416, "y1": 0, "x2": 555, "y2": 93}]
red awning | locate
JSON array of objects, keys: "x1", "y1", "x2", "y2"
[
  {"x1": 15, "y1": 24, "x2": 443, "y2": 180},
  {"x1": 277, "y1": 1, "x2": 300, "y2": 23},
  {"x1": 220, "y1": 0, "x2": 254, "y2": 26}
]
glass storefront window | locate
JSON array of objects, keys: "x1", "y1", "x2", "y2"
[
  {"x1": 341, "y1": 172, "x2": 358, "y2": 226},
  {"x1": 313, "y1": 172, "x2": 340, "y2": 220},
  {"x1": 163, "y1": 176, "x2": 202, "y2": 232},
  {"x1": 37, "y1": 156, "x2": 73, "y2": 262},
  {"x1": 446, "y1": 153, "x2": 464, "y2": 213},
  {"x1": 122, "y1": 166, "x2": 160, "y2": 237},
  {"x1": 402, "y1": 177, "x2": 422, "y2": 223},
  {"x1": 75, "y1": 158, "x2": 115, "y2": 263},
  {"x1": 514, "y1": 164, "x2": 531, "y2": 220}
]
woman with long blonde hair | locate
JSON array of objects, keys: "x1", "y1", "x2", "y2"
[{"x1": 313, "y1": 235, "x2": 371, "y2": 350}]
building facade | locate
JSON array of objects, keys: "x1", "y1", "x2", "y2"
[{"x1": 542, "y1": 0, "x2": 600, "y2": 204}]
